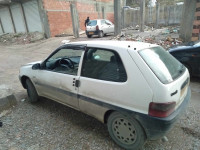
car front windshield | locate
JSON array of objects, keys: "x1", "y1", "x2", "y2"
[
  {"x1": 87, "y1": 20, "x2": 97, "y2": 26},
  {"x1": 139, "y1": 46, "x2": 185, "y2": 84}
]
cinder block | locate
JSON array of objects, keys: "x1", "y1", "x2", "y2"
[
  {"x1": 0, "y1": 94, "x2": 17, "y2": 113},
  {"x1": 191, "y1": 37, "x2": 199, "y2": 41},
  {"x1": 192, "y1": 28, "x2": 199, "y2": 33},
  {"x1": 197, "y1": 3, "x2": 200, "y2": 8},
  {"x1": 195, "y1": 11, "x2": 200, "y2": 16},
  {"x1": 193, "y1": 20, "x2": 200, "y2": 25}
]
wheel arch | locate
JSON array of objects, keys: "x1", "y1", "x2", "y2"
[
  {"x1": 104, "y1": 110, "x2": 148, "y2": 139},
  {"x1": 104, "y1": 109, "x2": 115, "y2": 124},
  {"x1": 21, "y1": 75, "x2": 30, "y2": 89}
]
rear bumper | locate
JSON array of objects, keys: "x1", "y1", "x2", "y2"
[
  {"x1": 137, "y1": 87, "x2": 191, "y2": 140},
  {"x1": 86, "y1": 30, "x2": 99, "y2": 35}
]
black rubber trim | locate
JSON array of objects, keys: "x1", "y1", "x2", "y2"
[
  {"x1": 171, "y1": 90, "x2": 178, "y2": 96},
  {"x1": 36, "y1": 82, "x2": 78, "y2": 98}
]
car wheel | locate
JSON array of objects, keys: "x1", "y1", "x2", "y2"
[
  {"x1": 26, "y1": 79, "x2": 39, "y2": 103},
  {"x1": 107, "y1": 112, "x2": 146, "y2": 150},
  {"x1": 98, "y1": 31, "x2": 103, "y2": 38},
  {"x1": 87, "y1": 35, "x2": 92, "y2": 38}
]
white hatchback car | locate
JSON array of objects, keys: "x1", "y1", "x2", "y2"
[
  {"x1": 86, "y1": 19, "x2": 114, "y2": 38},
  {"x1": 19, "y1": 41, "x2": 190, "y2": 150}
]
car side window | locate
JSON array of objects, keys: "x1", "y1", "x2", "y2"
[
  {"x1": 101, "y1": 20, "x2": 106, "y2": 25},
  {"x1": 81, "y1": 48, "x2": 127, "y2": 82},
  {"x1": 45, "y1": 48, "x2": 82, "y2": 75},
  {"x1": 105, "y1": 20, "x2": 112, "y2": 25}
]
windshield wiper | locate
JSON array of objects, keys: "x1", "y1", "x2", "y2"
[{"x1": 178, "y1": 64, "x2": 185, "y2": 74}]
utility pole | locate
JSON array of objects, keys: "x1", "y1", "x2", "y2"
[
  {"x1": 140, "y1": 0, "x2": 145, "y2": 32},
  {"x1": 155, "y1": 2, "x2": 160, "y2": 28},
  {"x1": 180, "y1": 0, "x2": 196, "y2": 42},
  {"x1": 70, "y1": 3, "x2": 79, "y2": 38},
  {"x1": 114, "y1": 0, "x2": 121, "y2": 36},
  {"x1": 122, "y1": 0, "x2": 126, "y2": 28}
]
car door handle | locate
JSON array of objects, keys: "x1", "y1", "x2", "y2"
[
  {"x1": 75, "y1": 80, "x2": 80, "y2": 87},
  {"x1": 171, "y1": 90, "x2": 178, "y2": 96}
]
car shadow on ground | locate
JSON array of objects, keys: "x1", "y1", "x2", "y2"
[{"x1": 30, "y1": 96, "x2": 115, "y2": 142}]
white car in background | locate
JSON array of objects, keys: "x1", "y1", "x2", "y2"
[
  {"x1": 86, "y1": 19, "x2": 114, "y2": 38},
  {"x1": 19, "y1": 41, "x2": 190, "y2": 150}
]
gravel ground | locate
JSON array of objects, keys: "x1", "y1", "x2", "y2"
[
  {"x1": 0, "y1": 30, "x2": 200, "y2": 150},
  {"x1": 0, "y1": 94, "x2": 200, "y2": 150}
]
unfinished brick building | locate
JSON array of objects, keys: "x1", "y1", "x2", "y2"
[
  {"x1": 192, "y1": 1, "x2": 200, "y2": 41},
  {"x1": 0, "y1": 0, "x2": 114, "y2": 37}
]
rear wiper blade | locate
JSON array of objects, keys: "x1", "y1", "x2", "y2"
[{"x1": 178, "y1": 65, "x2": 185, "y2": 73}]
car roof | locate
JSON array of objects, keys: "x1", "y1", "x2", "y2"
[
  {"x1": 90, "y1": 19, "x2": 107, "y2": 21},
  {"x1": 65, "y1": 40, "x2": 158, "y2": 51},
  {"x1": 168, "y1": 46, "x2": 193, "y2": 52}
]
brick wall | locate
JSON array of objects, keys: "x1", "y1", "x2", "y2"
[
  {"x1": 42, "y1": 0, "x2": 114, "y2": 37},
  {"x1": 106, "y1": 12, "x2": 114, "y2": 23},
  {"x1": 192, "y1": 1, "x2": 200, "y2": 41}
]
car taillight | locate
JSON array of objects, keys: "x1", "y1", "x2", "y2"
[
  {"x1": 96, "y1": 25, "x2": 99, "y2": 30},
  {"x1": 148, "y1": 102, "x2": 176, "y2": 118}
]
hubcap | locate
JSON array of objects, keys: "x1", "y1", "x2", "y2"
[{"x1": 112, "y1": 117, "x2": 137, "y2": 145}]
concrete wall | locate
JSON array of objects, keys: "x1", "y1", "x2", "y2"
[
  {"x1": 123, "y1": 4, "x2": 183, "y2": 28},
  {"x1": 43, "y1": 0, "x2": 114, "y2": 37},
  {"x1": 191, "y1": 2, "x2": 200, "y2": 41}
]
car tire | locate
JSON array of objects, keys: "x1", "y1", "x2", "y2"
[
  {"x1": 98, "y1": 31, "x2": 103, "y2": 38},
  {"x1": 26, "y1": 79, "x2": 39, "y2": 103},
  {"x1": 87, "y1": 35, "x2": 92, "y2": 38},
  {"x1": 107, "y1": 112, "x2": 146, "y2": 150}
]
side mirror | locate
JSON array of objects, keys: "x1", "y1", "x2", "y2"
[
  {"x1": 106, "y1": 22, "x2": 111, "y2": 25},
  {"x1": 32, "y1": 63, "x2": 41, "y2": 70}
]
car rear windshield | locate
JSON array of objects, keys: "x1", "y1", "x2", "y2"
[
  {"x1": 139, "y1": 46, "x2": 185, "y2": 84},
  {"x1": 87, "y1": 20, "x2": 97, "y2": 26}
]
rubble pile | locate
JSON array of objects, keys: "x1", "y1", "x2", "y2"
[
  {"x1": 113, "y1": 26, "x2": 183, "y2": 49},
  {"x1": 0, "y1": 32, "x2": 45, "y2": 45}
]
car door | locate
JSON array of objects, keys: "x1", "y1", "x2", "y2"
[
  {"x1": 100, "y1": 20, "x2": 108, "y2": 33},
  {"x1": 33, "y1": 45, "x2": 84, "y2": 109},
  {"x1": 105, "y1": 20, "x2": 114, "y2": 33},
  {"x1": 77, "y1": 47, "x2": 128, "y2": 116}
]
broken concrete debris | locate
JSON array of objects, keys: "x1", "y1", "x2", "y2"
[
  {"x1": 0, "y1": 32, "x2": 45, "y2": 45},
  {"x1": 113, "y1": 26, "x2": 182, "y2": 49}
]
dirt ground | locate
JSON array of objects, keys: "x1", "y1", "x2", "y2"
[{"x1": 0, "y1": 31, "x2": 200, "y2": 150}]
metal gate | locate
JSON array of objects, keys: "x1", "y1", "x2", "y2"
[
  {"x1": 0, "y1": 0, "x2": 43, "y2": 35},
  {"x1": 0, "y1": 7, "x2": 14, "y2": 34},
  {"x1": 10, "y1": 4, "x2": 26, "y2": 33},
  {"x1": 22, "y1": 0, "x2": 43, "y2": 32}
]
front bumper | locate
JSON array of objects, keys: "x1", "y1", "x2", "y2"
[{"x1": 137, "y1": 87, "x2": 191, "y2": 140}]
